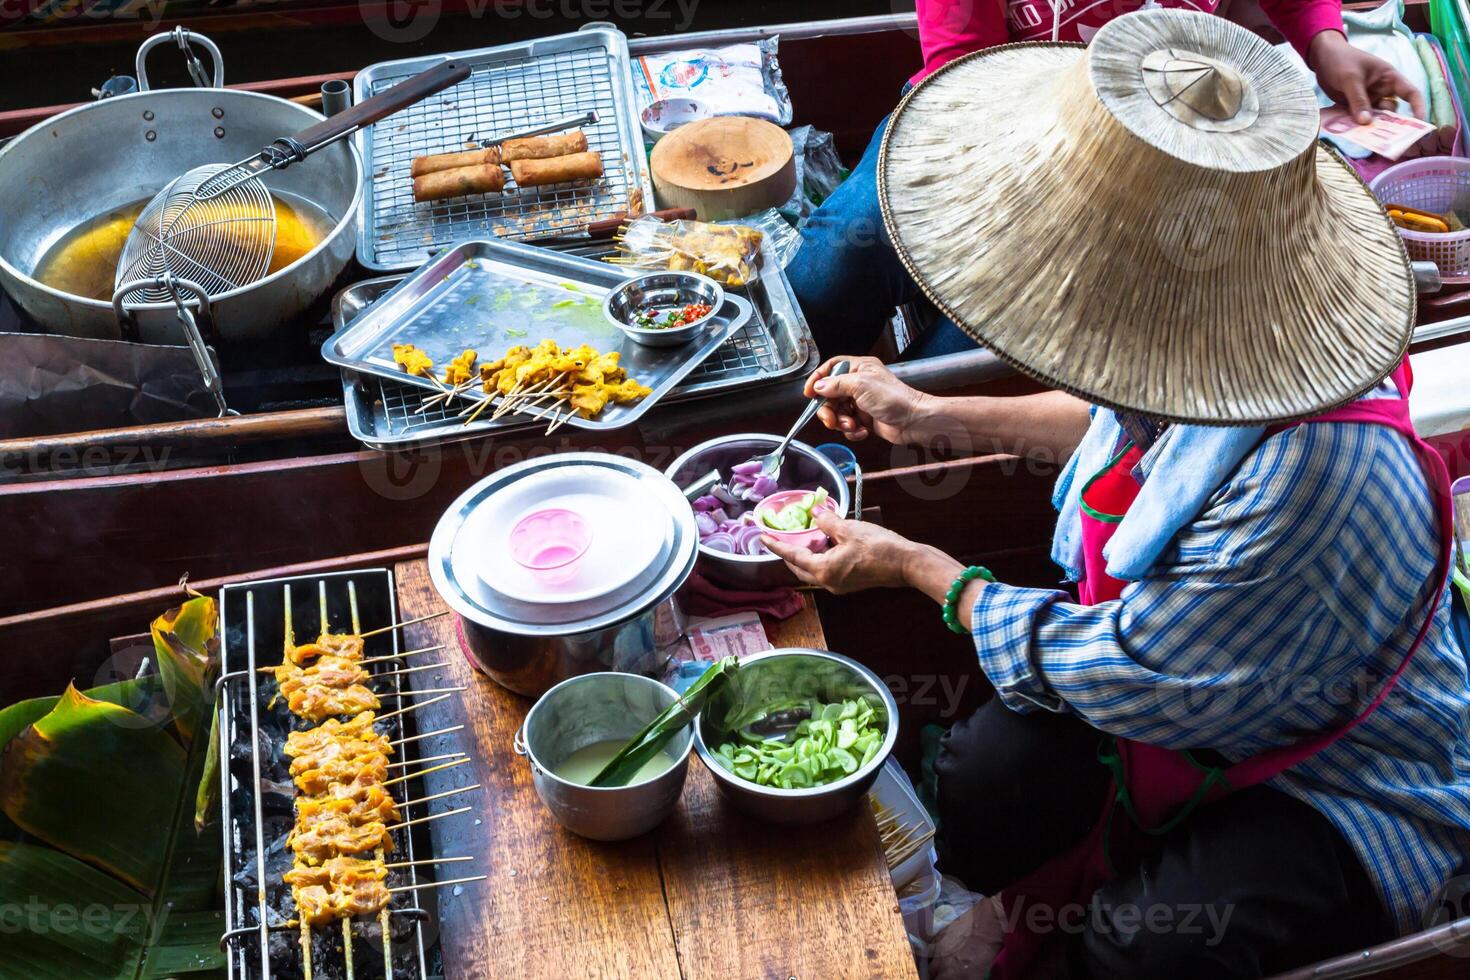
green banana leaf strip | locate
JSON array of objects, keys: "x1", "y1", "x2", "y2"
[
  {"x1": 0, "y1": 675, "x2": 165, "y2": 841},
  {"x1": 0, "y1": 840, "x2": 148, "y2": 980},
  {"x1": 590, "y1": 656, "x2": 739, "y2": 787},
  {"x1": 150, "y1": 596, "x2": 219, "y2": 744},
  {"x1": 0, "y1": 684, "x2": 186, "y2": 893},
  {"x1": 192, "y1": 708, "x2": 221, "y2": 834}
]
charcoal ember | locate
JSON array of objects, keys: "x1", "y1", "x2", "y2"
[{"x1": 260, "y1": 778, "x2": 294, "y2": 815}]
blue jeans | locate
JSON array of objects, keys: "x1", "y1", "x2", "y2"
[{"x1": 786, "y1": 112, "x2": 977, "y2": 360}]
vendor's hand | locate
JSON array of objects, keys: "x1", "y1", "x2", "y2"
[
  {"x1": 805, "y1": 355, "x2": 933, "y2": 445},
  {"x1": 761, "y1": 511, "x2": 922, "y2": 594},
  {"x1": 929, "y1": 896, "x2": 1007, "y2": 980},
  {"x1": 1309, "y1": 29, "x2": 1426, "y2": 125}
]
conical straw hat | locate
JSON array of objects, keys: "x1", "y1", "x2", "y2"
[{"x1": 878, "y1": 8, "x2": 1415, "y2": 425}]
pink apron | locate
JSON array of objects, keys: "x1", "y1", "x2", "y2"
[{"x1": 991, "y1": 362, "x2": 1456, "y2": 978}]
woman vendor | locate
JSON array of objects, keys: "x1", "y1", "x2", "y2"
[
  {"x1": 787, "y1": 0, "x2": 1426, "y2": 359},
  {"x1": 763, "y1": 11, "x2": 1470, "y2": 977}
]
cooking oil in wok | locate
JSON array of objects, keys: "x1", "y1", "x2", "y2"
[{"x1": 32, "y1": 191, "x2": 333, "y2": 302}]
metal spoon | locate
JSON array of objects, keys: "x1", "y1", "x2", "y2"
[
  {"x1": 754, "y1": 360, "x2": 851, "y2": 479},
  {"x1": 738, "y1": 706, "x2": 813, "y2": 745}
]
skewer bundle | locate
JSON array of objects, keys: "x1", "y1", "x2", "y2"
[
  {"x1": 414, "y1": 338, "x2": 651, "y2": 432},
  {"x1": 270, "y1": 585, "x2": 478, "y2": 979}
]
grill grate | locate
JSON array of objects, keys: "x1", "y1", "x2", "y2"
[{"x1": 360, "y1": 43, "x2": 644, "y2": 270}]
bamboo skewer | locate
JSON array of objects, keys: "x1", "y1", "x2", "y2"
[
  {"x1": 283, "y1": 585, "x2": 314, "y2": 980},
  {"x1": 379, "y1": 685, "x2": 467, "y2": 698},
  {"x1": 392, "y1": 725, "x2": 464, "y2": 746},
  {"x1": 359, "y1": 644, "x2": 445, "y2": 666},
  {"x1": 382, "y1": 757, "x2": 471, "y2": 786},
  {"x1": 400, "y1": 784, "x2": 482, "y2": 810},
  {"x1": 359, "y1": 611, "x2": 449, "y2": 639},
  {"x1": 460, "y1": 391, "x2": 499, "y2": 427},
  {"x1": 342, "y1": 920, "x2": 355, "y2": 980},
  {"x1": 388, "y1": 873, "x2": 488, "y2": 893},
  {"x1": 384, "y1": 855, "x2": 474, "y2": 870},
  {"x1": 375, "y1": 693, "x2": 453, "y2": 723},
  {"x1": 370, "y1": 661, "x2": 447, "y2": 680},
  {"x1": 386, "y1": 806, "x2": 475, "y2": 832},
  {"x1": 388, "y1": 752, "x2": 466, "y2": 768}
]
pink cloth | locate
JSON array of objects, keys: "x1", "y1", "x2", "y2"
[
  {"x1": 910, "y1": 0, "x2": 1344, "y2": 83},
  {"x1": 677, "y1": 570, "x2": 806, "y2": 621}
]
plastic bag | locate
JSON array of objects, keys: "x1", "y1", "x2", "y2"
[
  {"x1": 609, "y1": 215, "x2": 767, "y2": 287},
  {"x1": 779, "y1": 125, "x2": 848, "y2": 224},
  {"x1": 632, "y1": 37, "x2": 793, "y2": 128}
]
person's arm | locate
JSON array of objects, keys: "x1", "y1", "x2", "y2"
[
  {"x1": 806, "y1": 356, "x2": 1092, "y2": 465},
  {"x1": 962, "y1": 423, "x2": 1432, "y2": 750},
  {"x1": 1260, "y1": 0, "x2": 1428, "y2": 123},
  {"x1": 914, "y1": 0, "x2": 1011, "y2": 82}
]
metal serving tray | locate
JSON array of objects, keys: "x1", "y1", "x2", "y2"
[
  {"x1": 353, "y1": 27, "x2": 653, "y2": 272},
  {"x1": 323, "y1": 237, "x2": 748, "y2": 436},
  {"x1": 334, "y1": 242, "x2": 817, "y2": 451}
]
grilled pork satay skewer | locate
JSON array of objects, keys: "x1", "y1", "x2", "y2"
[
  {"x1": 318, "y1": 586, "x2": 358, "y2": 980},
  {"x1": 387, "y1": 805, "x2": 474, "y2": 831},
  {"x1": 284, "y1": 585, "x2": 315, "y2": 980},
  {"x1": 358, "y1": 610, "x2": 449, "y2": 640},
  {"x1": 359, "y1": 644, "x2": 445, "y2": 666},
  {"x1": 375, "y1": 692, "x2": 453, "y2": 723},
  {"x1": 387, "y1": 752, "x2": 465, "y2": 768},
  {"x1": 392, "y1": 724, "x2": 464, "y2": 746},
  {"x1": 385, "y1": 855, "x2": 474, "y2": 869},
  {"x1": 381, "y1": 757, "x2": 471, "y2": 786},
  {"x1": 349, "y1": 584, "x2": 394, "y2": 980}
]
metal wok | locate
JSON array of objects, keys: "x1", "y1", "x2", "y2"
[{"x1": 0, "y1": 30, "x2": 363, "y2": 344}]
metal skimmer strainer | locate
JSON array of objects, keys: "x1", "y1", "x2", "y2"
[{"x1": 112, "y1": 58, "x2": 469, "y2": 413}]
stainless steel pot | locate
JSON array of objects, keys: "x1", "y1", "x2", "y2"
[
  {"x1": 429, "y1": 452, "x2": 699, "y2": 698},
  {"x1": 693, "y1": 649, "x2": 898, "y2": 824},
  {"x1": 0, "y1": 29, "x2": 362, "y2": 343},
  {"x1": 665, "y1": 434, "x2": 853, "y2": 589},
  {"x1": 515, "y1": 672, "x2": 692, "y2": 840}
]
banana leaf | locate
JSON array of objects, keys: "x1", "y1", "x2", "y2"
[
  {"x1": 0, "y1": 675, "x2": 166, "y2": 840},
  {"x1": 192, "y1": 709, "x2": 221, "y2": 833},
  {"x1": 0, "y1": 841, "x2": 149, "y2": 980},
  {"x1": 590, "y1": 656, "x2": 739, "y2": 787},
  {"x1": 0, "y1": 683, "x2": 187, "y2": 892},
  {"x1": 151, "y1": 595, "x2": 218, "y2": 743}
]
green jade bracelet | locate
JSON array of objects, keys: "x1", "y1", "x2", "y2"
[{"x1": 943, "y1": 565, "x2": 994, "y2": 635}]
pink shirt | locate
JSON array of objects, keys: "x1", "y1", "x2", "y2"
[{"x1": 911, "y1": 0, "x2": 1344, "y2": 83}]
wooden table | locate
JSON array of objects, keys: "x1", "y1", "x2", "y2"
[{"x1": 393, "y1": 559, "x2": 916, "y2": 980}]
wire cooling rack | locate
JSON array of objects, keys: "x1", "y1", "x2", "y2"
[{"x1": 354, "y1": 29, "x2": 652, "y2": 271}]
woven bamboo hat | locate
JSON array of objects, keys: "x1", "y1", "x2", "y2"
[{"x1": 878, "y1": 8, "x2": 1415, "y2": 425}]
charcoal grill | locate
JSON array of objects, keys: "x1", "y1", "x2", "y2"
[{"x1": 214, "y1": 569, "x2": 482, "y2": 979}]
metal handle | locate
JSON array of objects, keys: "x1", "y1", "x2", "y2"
[
  {"x1": 135, "y1": 27, "x2": 223, "y2": 91},
  {"x1": 512, "y1": 723, "x2": 528, "y2": 757},
  {"x1": 195, "y1": 59, "x2": 471, "y2": 202},
  {"x1": 775, "y1": 360, "x2": 850, "y2": 461},
  {"x1": 477, "y1": 109, "x2": 599, "y2": 149},
  {"x1": 112, "y1": 276, "x2": 235, "y2": 418}
]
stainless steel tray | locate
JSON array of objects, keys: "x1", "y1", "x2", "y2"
[
  {"x1": 324, "y1": 238, "x2": 748, "y2": 435},
  {"x1": 353, "y1": 27, "x2": 652, "y2": 272},
  {"x1": 335, "y1": 242, "x2": 817, "y2": 451}
]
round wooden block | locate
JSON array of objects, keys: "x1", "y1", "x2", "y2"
[{"x1": 650, "y1": 117, "x2": 796, "y2": 220}]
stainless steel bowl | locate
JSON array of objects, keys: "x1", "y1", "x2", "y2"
[
  {"x1": 665, "y1": 434, "x2": 851, "y2": 589},
  {"x1": 603, "y1": 271, "x2": 725, "y2": 348},
  {"x1": 517, "y1": 672, "x2": 692, "y2": 840},
  {"x1": 693, "y1": 649, "x2": 897, "y2": 824}
]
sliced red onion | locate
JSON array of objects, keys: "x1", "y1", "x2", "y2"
[
  {"x1": 701, "y1": 531, "x2": 739, "y2": 554},
  {"x1": 731, "y1": 460, "x2": 764, "y2": 476},
  {"x1": 694, "y1": 512, "x2": 719, "y2": 536},
  {"x1": 750, "y1": 475, "x2": 779, "y2": 499},
  {"x1": 692, "y1": 494, "x2": 721, "y2": 513}
]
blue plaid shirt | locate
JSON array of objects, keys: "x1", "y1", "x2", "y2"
[{"x1": 973, "y1": 419, "x2": 1470, "y2": 932}]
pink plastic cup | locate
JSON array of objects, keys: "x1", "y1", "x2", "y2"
[
  {"x1": 509, "y1": 508, "x2": 592, "y2": 586},
  {"x1": 754, "y1": 489, "x2": 839, "y2": 552}
]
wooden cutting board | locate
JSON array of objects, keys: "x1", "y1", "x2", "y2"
[{"x1": 650, "y1": 116, "x2": 796, "y2": 220}]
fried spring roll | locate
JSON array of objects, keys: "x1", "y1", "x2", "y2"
[
  {"x1": 413, "y1": 163, "x2": 506, "y2": 202},
  {"x1": 509, "y1": 151, "x2": 603, "y2": 188},
  {"x1": 499, "y1": 131, "x2": 588, "y2": 163},
  {"x1": 410, "y1": 146, "x2": 502, "y2": 178}
]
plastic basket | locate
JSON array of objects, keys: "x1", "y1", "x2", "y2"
[{"x1": 1370, "y1": 156, "x2": 1470, "y2": 280}]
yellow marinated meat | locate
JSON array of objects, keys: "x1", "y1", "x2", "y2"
[{"x1": 391, "y1": 343, "x2": 435, "y2": 378}]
